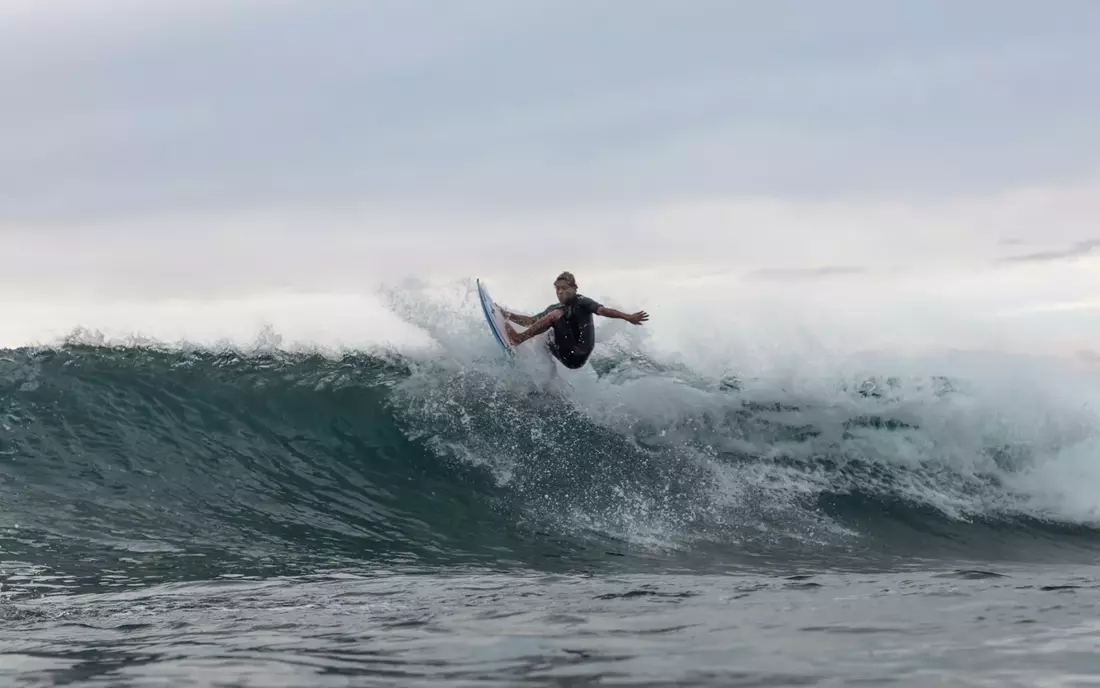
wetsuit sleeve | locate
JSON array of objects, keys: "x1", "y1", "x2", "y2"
[
  {"x1": 578, "y1": 296, "x2": 603, "y2": 314},
  {"x1": 533, "y1": 304, "x2": 561, "y2": 319}
]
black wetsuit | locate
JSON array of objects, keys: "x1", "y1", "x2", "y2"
[{"x1": 536, "y1": 295, "x2": 602, "y2": 369}]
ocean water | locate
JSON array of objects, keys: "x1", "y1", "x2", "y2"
[{"x1": 4, "y1": 283, "x2": 1100, "y2": 686}]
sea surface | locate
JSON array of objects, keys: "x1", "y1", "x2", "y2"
[{"x1": 4, "y1": 329, "x2": 1100, "y2": 686}]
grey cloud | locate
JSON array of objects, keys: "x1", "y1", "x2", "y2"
[
  {"x1": 999, "y1": 239, "x2": 1100, "y2": 264},
  {"x1": 2, "y1": 0, "x2": 1100, "y2": 227}
]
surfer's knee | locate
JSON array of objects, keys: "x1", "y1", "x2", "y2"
[{"x1": 560, "y1": 356, "x2": 589, "y2": 370}]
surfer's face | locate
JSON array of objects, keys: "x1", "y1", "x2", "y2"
[{"x1": 554, "y1": 280, "x2": 576, "y2": 303}]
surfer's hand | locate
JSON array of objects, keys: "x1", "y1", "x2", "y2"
[
  {"x1": 503, "y1": 322, "x2": 521, "y2": 345},
  {"x1": 626, "y1": 311, "x2": 649, "y2": 325}
]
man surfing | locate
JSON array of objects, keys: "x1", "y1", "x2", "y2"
[{"x1": 500, "y1": 271, "x2": 649, "y2": 370}]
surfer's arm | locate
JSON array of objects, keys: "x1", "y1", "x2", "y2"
[
  {"x1": 505, "y1": 310, "x2": 562, "y2": 345},
  {"x1": 597, "y1": 306, "x2": 649, "y2": 325},
  {"x1": 500, "y1": 309, "x2": 535, "y2": 326}
]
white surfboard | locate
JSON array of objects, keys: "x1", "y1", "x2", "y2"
[{"x1": 476, "y1": 279, "x2": 515, "y2": 358}]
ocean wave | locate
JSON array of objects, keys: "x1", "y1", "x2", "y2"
[{"x1": 2, "y1": 331, "x2": 1100, "y2": 587}]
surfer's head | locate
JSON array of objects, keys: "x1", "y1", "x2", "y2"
[{"x1": 554, "y1": 271, "x2": 577, "y2": 303}]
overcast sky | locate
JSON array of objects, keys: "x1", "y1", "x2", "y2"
[{"x1": 3, "y1": 1, "x2": 1100, "y2": 355}]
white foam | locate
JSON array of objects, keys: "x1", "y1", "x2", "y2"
[{"x1": 0, "y1": 292, "x2": 434, "y2": 354}]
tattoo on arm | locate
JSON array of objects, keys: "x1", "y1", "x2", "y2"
[{"x1": 503, "y1": 310, "x2": 534, "y2": 326}]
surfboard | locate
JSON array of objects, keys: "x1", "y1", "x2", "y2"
[
  {"x1": 476, "y1": 279, "x2": 514, "y2": 358},
  {"x1": 476, "y1": 280, "x2": 562, "y2": 385}
]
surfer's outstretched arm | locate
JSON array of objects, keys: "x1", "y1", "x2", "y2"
[{"x1": 597, "y1": 306, "x2": 649, "y2": 325}]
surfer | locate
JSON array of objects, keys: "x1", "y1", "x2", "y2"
[{"x1": 500, "y1": 271, "x2": 649, "y2": 369}]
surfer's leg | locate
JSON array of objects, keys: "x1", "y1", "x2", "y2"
[
  {"x1": 541, "y1": 335, "x2": 559, "y2": 378},
  {"x1": 545, "y1": 332, "x2": 564, "y2": 364},
  {"x1": 546, "y1": 336, "x2": 588, "y2": 370},
  {"x1": 559, "y1": 353, "x2": 590, "y2": 369},
  {"x1": 545, "y1": 325, "x2": 590, "y2": 369}
]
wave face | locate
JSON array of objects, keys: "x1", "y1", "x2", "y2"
[{"x1": 3, "y1": 334, "x2": 1100, "y2": 587}]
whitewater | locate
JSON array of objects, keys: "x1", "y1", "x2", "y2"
[{"x1": 4, "y1": 277, "x2": 1100, "y2": 687}]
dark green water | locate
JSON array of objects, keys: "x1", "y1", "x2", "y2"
[{"x1": 3, "y1": 344, "x2": 1100, "y2": 685}]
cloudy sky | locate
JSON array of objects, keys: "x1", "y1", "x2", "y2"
[{"x1": 2, "y1": 1, "x2": 1099, "y2": 355}]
